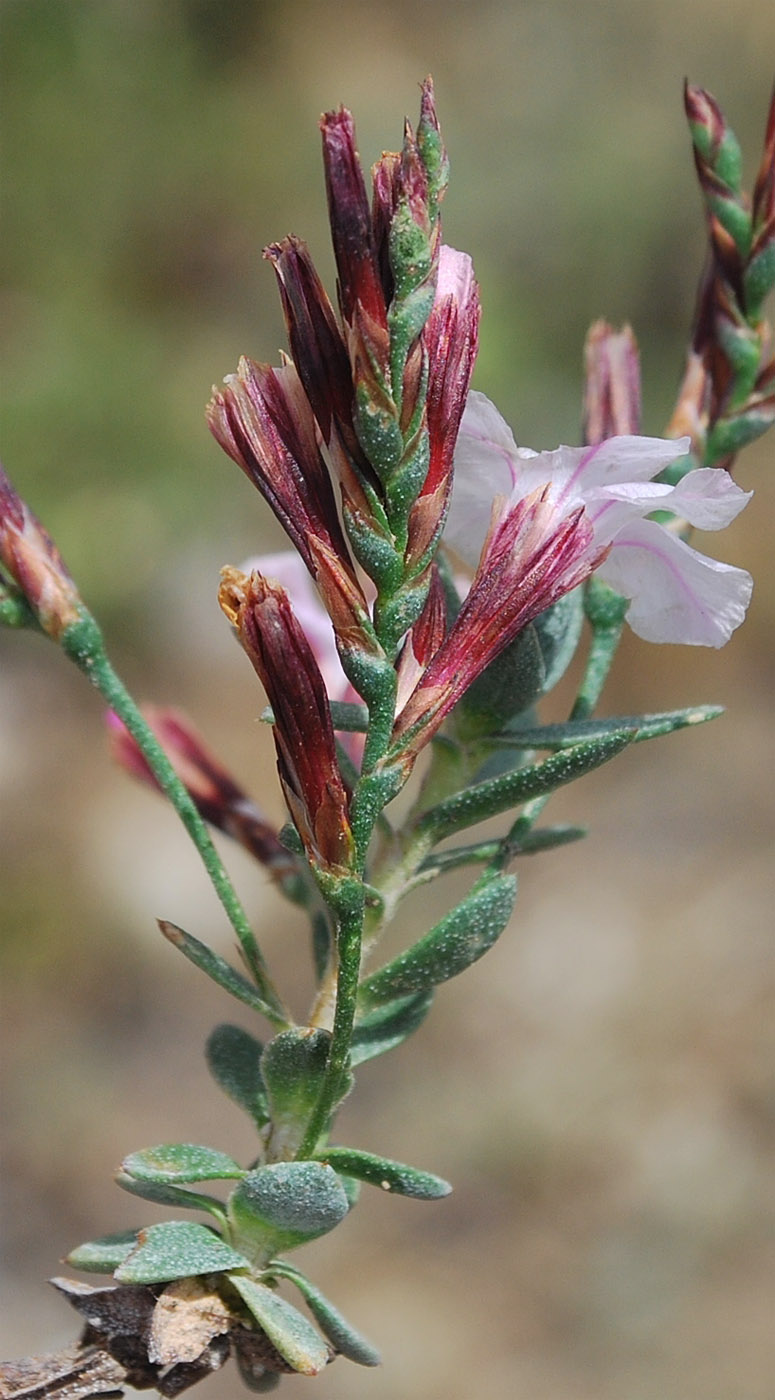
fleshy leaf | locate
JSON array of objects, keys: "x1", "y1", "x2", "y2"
[
  {"x1": 337, "y1": 1173, "x2": 361, "y2": 1210},
  {"x1": 227, "y1": 1162, "x2": 350, "y2": 1259},
  {"x1": 358, "y1": 875, "x2": 516, "y2": 1007},
  {"x1": 115, "y1": 1171, "x2": 228, "y2": 1224},
  {"x1": 121, "y1": 1143, "x2": 245, "y2": 1183},
  {"x1": 114, "y1": 1221, "x2": 249, "y2": 1284},
  {"x1": 268, "y1": 1263, "x2": 380, "y2": 1366},
  {"x1": 228, "y1": 1276, "x2": 330, "y2": 1376},
  {"x1": 316, "y1": 1147, "x2": 451, "y2": 1199},
  {"x1": 261, "y1": 1029, "x2": 333, "y2": 1132},
  {"x1": 350, "y1": 989, "x2": 434, "y2": 1064},
  {"x1": 206, "y1": 1024, "x2": 269, "y2": 1126},
  {"x1": 66, "y1": 1230, "x2": 139, "y2": 1274}
]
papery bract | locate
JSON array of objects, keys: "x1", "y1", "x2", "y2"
[
  {"x1": 406, "y1": 246, "x2": 480, "y2": 569},
  {"x1": 389, "y1": 488, "x2": 595, "y2": 763},
  {"x1": 219, "y1": 567, "x2": 354, "y2": 873},
  {"x1": 240, "y1": 550, "x2": 359, "y2": 707},
  {"x1": 445, "y1": 391, "x2": 753, "y2": 648}
]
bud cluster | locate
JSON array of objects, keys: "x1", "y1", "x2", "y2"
[
  {"x1": 670, "y1": 83, "x2": 775, "y2": 468},
  {"x1": 208, "y1": 79, "x2": 481, "y2": 836}
]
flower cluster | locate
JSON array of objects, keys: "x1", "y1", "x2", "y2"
[{"x1": 205, "y1": 83, "x2": 753, "y2": 794}]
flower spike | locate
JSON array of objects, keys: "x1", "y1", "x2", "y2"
[{"x1": 670, "y1": 84, "x2": 775, "y2": 468}]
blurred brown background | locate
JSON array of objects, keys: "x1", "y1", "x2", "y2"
[{"x1": 1, "y1": 2, "x2": 773, "y2": 1397}]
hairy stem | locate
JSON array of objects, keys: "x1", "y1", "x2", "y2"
[{"x1": 61, "y1": 610, "x2": 290, "y2": 1026}]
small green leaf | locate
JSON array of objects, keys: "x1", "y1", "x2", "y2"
[
  {"x1": 159, "y1": 920, "x2": 280, "y2": 1020},
  {"x1": 228, "y1": 1162, "x2": 350, "y2": 1259},
  {"x1": 114, "y1": 1221, "x2": 249, "y2": 1284},
  {"x1": 122, "y1": 1143, "x2": 245, "y2": 1183},
  {"x1": 745, "y1": 240, "x2": 775, "y2": 316},
  {"x1": 350, "y1": 990, "x2": 434, "y2": 1065},
  {"x1": 337, "y1": 1174, "x2": 361, "y2": 1210},
  {"x1": 0, "y1": 581, "x2": 38, "y2": 630},
  {"x1": 417, "y1": 826, "x2": 586, "y2": 876},
  {"x1": 419, "y1": 731, "x2": 635, "y2": 842},
  {"x1": 328, "y1": 700, "x2": 370, "y2": 732},
  {"x1": 358, "y1": 875, "x2": 516, "y2": 1007},
  {"x1": 206, "y1": 1024, "x2": 269, "y2": 1126},
  {"x1": 269, "y1": 1264, "x2": 380, "y2": 1366},
  {"x1": 316, "y1": 1147, "x2": 451, "y2": 1200},
  {"x1": 228, "y1": 1276, "x2": 330, "y2": 1375},
  {"x1": 492, "y1": 705, "x2": 724, "y2": 752},
  {"x1": 66, "y1": 1230, "x2": 139, "y2": 1274},
  {"x1": 115, "y1": 1171, "x2": 227, "y2": 1224},
  {"x1": 507, "y1": 823, "x2": 586, "y2": 855}
]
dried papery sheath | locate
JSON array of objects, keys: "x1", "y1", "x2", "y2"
[
  {"x1": 219, "y1": 568, "x2": 354, "y2": 873},
  {"x1": 265, "y1": 237, "x2": 357, "y2": 457},
  {"x1": 406, "y1": 247, "x2": 479, "y2": 569},
  {"x1": 582, "y1": 321, "x2": 641, "y2": 442},
  {"x1": 207, "y1": 358, "x2": 355, "y2": 578},
  {"x1": 390, "y1": 487, "x2": 595, "y2": 767},
  {"x1": 0, "y1": 465, "x2": 82, "y2": 640}
]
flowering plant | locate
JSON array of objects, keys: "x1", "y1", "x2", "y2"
[{"x1": 1, "y1": 78, "x2": 773, "y2": 1395}]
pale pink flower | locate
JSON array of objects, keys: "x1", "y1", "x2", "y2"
[{"x1": 445, "y1": 391, "x2": 753, "y2": 647}]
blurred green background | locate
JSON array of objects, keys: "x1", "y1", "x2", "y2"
[{"x1": 1, "y1": 2, "x2": 773, "y2": 1397}]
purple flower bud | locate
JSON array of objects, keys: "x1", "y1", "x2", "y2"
[
  {"x1": 219, "y1": 569, "x2": 354, "y2": 873},
  {"x1": 0, "y1": 465, "x2": 82, "y2": 641}
]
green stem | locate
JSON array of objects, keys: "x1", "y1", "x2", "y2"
[
  {"x1": 485, "y1": 794, "x2": 550, "y2": 876},
  {"x1": 61, "y1": 610, "x2": 290, "y2": 1026},
  {"x1": 571, "y1": 581, "x2": 628, "y2": 721},
  {"x1": 490, "y1": 589, "x2": 629, "y2": 872},
  {"x1": 297, "y1": 894, "x2": 364, "y2": 1158}
]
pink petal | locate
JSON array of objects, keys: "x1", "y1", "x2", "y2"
[
  {"x1": 597, "y1": 517, "x2": 753, "y2": 646},
  {"x1": 436, "y1": 245, "x2": 477, "y2": 304},
  {"x1": 446, "y1": 392, "x2": 520, "y2": 564},
  {"x1": 663, "y1": 466, "x2": 752, "y2": 531}
]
